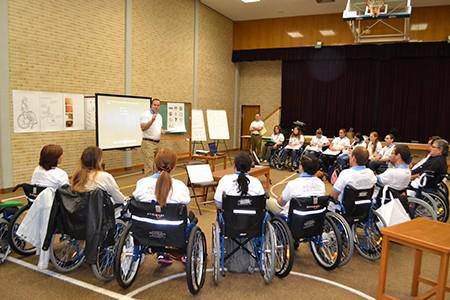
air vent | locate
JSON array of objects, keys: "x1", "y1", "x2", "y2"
[{"x1": 316, "y1": 0, "x2": 335, "y2": 3}]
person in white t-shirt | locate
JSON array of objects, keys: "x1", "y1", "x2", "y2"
[
  {"x1": 214, "y1": 151, "x2": 265, "y2": 209},
  {"x1": 133, "y1": 148, "x2": 191, "y2": 266},
  {"x1": 71, "y1": 146, "x2": 126, "y2": 205},
  {"x1": 305, "y1": 128, "x2": 329, "y2": 156},
  {"x1": 280, "y1": 126, "x2": 305, "y2": 171},
  {"x1": 330, "y1": 147, "x2": 377, "y2": 209},
  {"x1": 367, "y1": 131, "x2": 383, "y2": 161},
  {"x1": 375, "y1": 144, "x2": 412, "y2": 197},
  {"x1": 140, "y1": 98, "x2": 163, "y2": 175},
  {"x1": 249, "y1": 114, "x2": 265, "y2": 158},
  {"x1": 321, "y1": 128, "x2": 351, "y2": 176},
  {"x1": 267, "y1": 154, "x2": 325, "y2": 216},
  {"x1": 369, "y1": 133, "x2": 395, "y2": 174},
  {"x1": 31, "y1": 144, "x2": 69, "y2": 189},
  {"x1": 262, "y1": 125, "x2": 285, "y2": 162}
]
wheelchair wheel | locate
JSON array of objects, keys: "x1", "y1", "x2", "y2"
[
  {"x1": 353, "y1": 210, "x2": 386, "y2": 261},
  {"x1": 422, "y1": 191, "x2": 449, "y2": 222},
  {"x1": 260, "y1": 221, "x2": 276, "y2": 284},
  {"x1": 114, "y1": 224, "x2": 141, "y2": 289},
  {"x1": 7, "y1": 205, "x2": 36, "y2": 256},
  {"x1": 438, "y1": 181, "x2": 448, "y2": 199},
  {"x1": 91, "y1": 219, "x2": 126, "y2": 281},
  {"x1": 0, "y1": 219, "x2": 11, "y2": 264},
  {"x1": 407, "y1": 197, "x2": 437, "y2": 220},
  {"x1": 50, "y1": 234, "x2": 86, "y2": 272},
  {"x1": 186, "y1": 226, "x2": 207, "y2": 295},
  {"x1": 309, "y1": 215, "x2": 342, "y2": 270},
  {"x1": 270, "y1": 217, "x2": 294, "y2": 278},
  {"x1": 325, "y1": 212, "x2": 354, "y2": 267},
  {"x1": 211, "y1": 221, "x2": 221, "y2": 285}
]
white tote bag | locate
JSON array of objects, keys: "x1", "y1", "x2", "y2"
[{"x1": 376, "y1": 186, "x2": 411, "y2": 228}]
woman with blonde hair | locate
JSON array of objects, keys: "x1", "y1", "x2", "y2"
[
  {"x1": 71, "y1": 146, "x2": 126, "y2": 204},
  {"x1": 132, "y1": 148, "x2": 191, "y2": 264}
]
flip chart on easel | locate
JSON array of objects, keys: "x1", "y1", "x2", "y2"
[
  {"x1": 192, "y1": 109, "x2": 207, "y2": 141},
  {"x1": 206, "y1": 109, "x2": 229, "y2": 140}
]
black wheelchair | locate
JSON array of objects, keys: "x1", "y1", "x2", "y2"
[
  {"x1": 272, "y1": 195, "x2": 342, "y2": 273},
  {"x1": 44, "y1": 187, "x2": 126, "y2": 281},
  {"x1": 212, "y1": 194, "x2": 276, "y2": 284},
  {"x1": 0, "y1": 200, "x2": 25, "y2": 263},
  {"x1": 327, "y1": 185, "x2": 386, "y2": 262},
  {"x1": 114, "y1": 198, "x2": 207, "y2": 295},
  {"x1": 7, "y1": 183, "x2": 47, "y2": 256}
]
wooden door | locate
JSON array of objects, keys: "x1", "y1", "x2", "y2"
[{"x1": 240, "y1": 105, "x2": 260, "y2": 151}]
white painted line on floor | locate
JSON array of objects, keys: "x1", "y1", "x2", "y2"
[
  {"x1": 270, "y1": 172, "x2": 297, "y2": 198},
  {"x1": 6, "y1": 256, "x2": 135, "y2": 300},
  {"x1": 1, "y1": 194, "x2": 25, "y2": 202},
  {"x1": 290, "y1": 271, "x2": 375, "y2": 300},
  {"x1": 115, "y1": 171, "x2": 144, "y2": 179}
]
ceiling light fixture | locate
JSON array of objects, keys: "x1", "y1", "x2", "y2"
[
  {"x1": 319, "y1": 30, "x2": 336, "y2": 36},
  {"x1": 241, "y1": 0, "x2": 261, "y2": 3},
  {"x1": 287, "y1": 31, "x2": 304, "y2": 38},
  {"x1": 410, "y1": 23, "x2": 428, "y2": 31}
]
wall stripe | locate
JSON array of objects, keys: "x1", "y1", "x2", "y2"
[
  {"x1": 192, "y1": 0, "x2": 199, "y2": 108},
  {"x1": 125, "y1": 0, "x2": 133, "y2": 94}
]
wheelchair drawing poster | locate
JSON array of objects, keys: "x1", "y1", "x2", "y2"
[
  {"x1": 13, "y1": 90, "x2": 85, "y2": 133},
  {"x1": 167, "y1": 102, "x2": 186, "y2": 133}
]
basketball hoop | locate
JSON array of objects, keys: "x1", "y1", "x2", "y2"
[{"x1": 367, "y1": 0, "x2": 385, "y2": 17}]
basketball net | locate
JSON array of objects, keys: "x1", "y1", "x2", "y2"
[{"x1": 367, "y1": 0, "x2": 385, "y2": 17}]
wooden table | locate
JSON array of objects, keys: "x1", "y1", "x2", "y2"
[
  {"x1": 212, "y1": 165, "x2": 271, "y2": 189},
  {"x1": 191, "y1": 153, "x2": 227, "y2": 172},
  {"x1": 377, "y1": 218, "x2": 450, "y2": 300}
]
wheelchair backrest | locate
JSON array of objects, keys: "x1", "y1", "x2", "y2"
[
  {"x1": 288, "y1": 195, "x2": 330, "y2": 239},
  {"x1": 222, "y1": 194, "x2": 267, "y2": 239},
  {"x1": 16, "y1": 183, "x2": 47, "y2": 204},
  {"x1": 342, "y1": 185, "x2": 374, "y2": 222},
  {"x1": 129, "y1": 198, "x2": 188, "y2": 250},
  {"x1": 375, "y1": 185, "x2": 406, "y2": 206}
]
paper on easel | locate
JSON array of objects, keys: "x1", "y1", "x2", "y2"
[
  {"x1": 192, "y1": 109, "x2": 207, "y2": 141},
  {"x1": 186, "y1": 164, "x2": 214, "y2": 184},
  {"x1": 206, "y1": 109, "x2": 229, "y2": 140}
]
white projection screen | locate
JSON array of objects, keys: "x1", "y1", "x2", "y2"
[{"x1": 96, "y1": 94, "x2": 151, "y2": 150}]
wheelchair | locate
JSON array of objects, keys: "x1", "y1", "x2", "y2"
[
  {"x1": 408, "y1": 173, "x2": 449, "y2": 223},
  {"x1": 47, "y1": 187, "x2": 126, "y2": 281},
  {"x1": 272, "y1": 195, "x2": 342, "y2": 273},
  {"x1": 272, "y1": 146, "x2": 304, "y2": 171},
  {"x1": 374, "y1": 185, "x2": 437, "y2": 221},
  {"x1": 212, "y1": 194, "x2": 276, "y2": 284},
  {"x1": 7, "y1": 183, "x2": 47, "y2": 256},
  {"x1": 0, "y1": 200, "x2": 24, "y2": 263},
  {"x1": 327, "y1": 186, "x2": 386, "y2": 262},
  {"x1": 114, "y1": 198, "x2": 207, "y2": 295}
]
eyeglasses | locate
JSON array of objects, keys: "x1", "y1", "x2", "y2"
[{"x1": 431, "y1": 145, "x2": 439, "y2": 149}]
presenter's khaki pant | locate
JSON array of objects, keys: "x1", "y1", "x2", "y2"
[
  {"x1": 250, "y1": 134, "x2": 262, "y2": 157},
  {"x1": 141, "y1": 140, "x2": 159, "y2": 175}
]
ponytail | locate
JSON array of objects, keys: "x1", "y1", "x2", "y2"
[
  {"x1": 237, "y1": 172, "x2": 250, "y2": 196},
  {"x1": 234, "y1": 151, "x2": 252, "y2": 196},
  {"x1": 155, "y1": 170, "x2": 172, "y2": 207}
]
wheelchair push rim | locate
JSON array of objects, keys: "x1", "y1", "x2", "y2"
[
  {"x1": 325, "y1": 212, "x2": 354, "y2": 267},
  {"x1": 91, "y1": 219, "x2": 127, "y2": 281},
  {"x1": 406, "y1": 197, "x2": 437, "y2": 220},
  {"x1": 309, "y1": 215, "x2": 342, "y2": 270},
  {"x1": 270, "y1": 217, "x2": 294, "y2": 278},
  {"x1": 50, "y1": 233, "x2": 86, "y2": 272},
  {"x1": 114, "y1": 224, "x2": 141, "y2": 289},
  {"x1": 260, "y1": 221, "x2": 276, "y2": 284},
  {"x1": 212, "y1": 221, "x2": 221, "y2": 285},
  {"x1": 7, "y1": 205, "x2": 36, "y2": 256},
  {"x1": 186, "y1": 226, "x2": 207, "y2": 295},
  {"x1": 352, "y1": 210, "x2": 385, "y2": 261}
]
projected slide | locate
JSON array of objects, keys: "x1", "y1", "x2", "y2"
[{"x1": 96, "y1": 94, "x2": 151, "y2": 150}]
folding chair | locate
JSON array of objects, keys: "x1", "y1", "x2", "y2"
[{"x1": 185, "y1": 161, "x2": 217, "y2": 215}]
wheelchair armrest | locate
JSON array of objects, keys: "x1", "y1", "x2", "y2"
[
  {"x1": 12, "y1": 183, "x2": 24, "y2": 192},
  {"x1": 328, "y1": 196, "x2": 339, "y2": 204}
]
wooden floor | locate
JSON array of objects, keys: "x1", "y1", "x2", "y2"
[{"x1": 1, "y1": 157, "x2": 449, "y2": 300}]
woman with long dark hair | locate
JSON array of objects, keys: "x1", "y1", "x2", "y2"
[
  {"x1": 214, "y1": 151, "x2": 265, "y2": 209},
  {"x1": 71, "y1": 146, "x2": 125, "y2": 204}
]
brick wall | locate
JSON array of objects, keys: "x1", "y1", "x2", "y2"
[{"x1": 8, "y1": 0, "x2": 125, "y2": 184}]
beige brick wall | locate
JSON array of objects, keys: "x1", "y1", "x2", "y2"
[
  {"x1": 197, "y1": 3, "x2": 235, "y2": 150},
  {"x1": 8, "y1": 0, "x2": 125, "y2": 184},
  {"x1": 132, "y1": 0, "x2": 194, "y2": 155},
  {"x1": 238, "y1": 61, "x2": 282, "y2": 139}
]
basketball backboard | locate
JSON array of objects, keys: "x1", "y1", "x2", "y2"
[{"x1": 343, "y1": 0, "x2": 411, "y2": 20}]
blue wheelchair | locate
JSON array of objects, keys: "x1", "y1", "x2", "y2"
[
  {"x1": 212, "y1": 194, "x2": 276, "y2": 284},
  {"x1": 114, "y1": 198, "x2": 207, "y2": 295},
  {"x1": 271, "y1": 195, "x2": 342, "y2": 273}
]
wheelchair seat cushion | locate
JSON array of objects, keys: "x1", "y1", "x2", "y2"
[{"x1": 129, "y1": 199, "x2": 188, "y2": 250}]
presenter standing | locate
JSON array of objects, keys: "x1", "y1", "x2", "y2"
[
  {"x1": 249, "y1": 113, "x2": 264, "y2": 158},
  {"x1": 141, "y1": 98, "x2": 162, "y2": 175}
]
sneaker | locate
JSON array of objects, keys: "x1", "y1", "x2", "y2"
[{"x1": 157, "y1": 254, "x2": 173, "y2": 265}]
